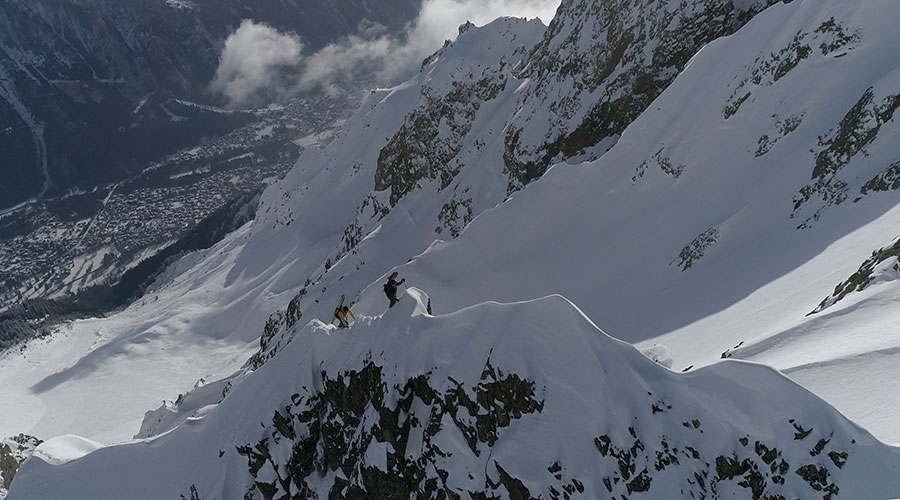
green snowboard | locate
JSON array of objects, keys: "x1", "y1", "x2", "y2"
[{"x1": 330, "y1": 294, "x2": 345, "y2": 325}]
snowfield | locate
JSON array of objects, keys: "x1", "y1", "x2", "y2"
[{"x1": 0, "y1": 225, "x2": 261, "y2": 444}]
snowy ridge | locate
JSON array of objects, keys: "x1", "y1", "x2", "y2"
[
  {"x1": 6, "y1": 0, "x2": 900, "y2": 496},
  {"x1": 10, "y1": 291, "x2": 900, "y2": 499}
]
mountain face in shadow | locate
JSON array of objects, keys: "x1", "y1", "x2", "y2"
[{"x1": 0, "y1": 0, "x2": 421, "y2": 208}]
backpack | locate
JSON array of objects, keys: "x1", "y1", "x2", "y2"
[
  {"x1": 383, "y1": 281, "x2": 393, "y2": 297},
  {"x1": 334, "y1": 307, "x2": 342, "y2": 318}
]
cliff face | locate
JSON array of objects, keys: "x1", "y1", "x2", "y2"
[
  {"x1": 0, "y1": 435, "x2": 40, "y2": 499},
  {"x1": 501, "y1": 0, "x2": 778, "y2": 191},
  {"x1": 331, "y1": 0, "x2": 780, "y2": 256}
]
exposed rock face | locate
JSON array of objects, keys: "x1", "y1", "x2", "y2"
[
  {"x1": 326, "y1": 17, "x2": 547, "y2": 266},
  {"x1": 248, "y1": 287, "x2": 306, "y2": 370},
  {"x1": 502, "y1": 0, "x2": 778, "y2": 192},
  {"x1": 374, "y1": 50, "x2": 514, "y2": 208},
  {"x1": 0, "y1": 434, "x2": 41, "y2": 498},
  {"x1": 810, "y1": 236, "x2": 900, "y2": 314},
  {"x1": 791, "y1": 82, "x2": 899, "y2": 227},
  {"x1": 363, "y1": 0, "x2": 781, "y2": 238},
  {"x1": 218, "y1": 296, "x2": 895, "y2": 500},
  {"x1": 238, "y1": 360, "x2": 543, "y2": 499},
  {"x1": 236, "y1": 362, "x2": 864, "y2": 500},
  {"x1": 235, "y1": 368, "x2": 861, "y2": 499},
  {"x1": 672, "y1": 227, "x2": 719, "y2": 271},
  {"x1": 725, "y1": 16, "x2": 861, "y2": 121}
]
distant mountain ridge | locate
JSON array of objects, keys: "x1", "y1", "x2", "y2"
[{"x1": 0, "y1": 0, "x2": 420, "y2": 208}]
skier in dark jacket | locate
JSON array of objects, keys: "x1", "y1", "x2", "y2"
[
  {"x1": 336, "y1": 305, "x2": 356, "y2": 328},
  {"x1": 383, "y1": 271, "x2": 405, "y2": 308}
]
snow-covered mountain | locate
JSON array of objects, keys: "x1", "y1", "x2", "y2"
[
  {"x1": 502, "y1": 0, "x2": 775, "y2": 189},
  {"x1": 5, "y1": 0, "x2": 900, "y2": 497},
  {"x1": 0, "y1": 0, "x2": 425, "y2": 330},
  {"x1": 11, "y1": 292, "x2": 900, "y2": 499}
]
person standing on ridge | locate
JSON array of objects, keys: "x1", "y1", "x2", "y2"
[
  {"x1": 383, "y1": 271, "x2": 405, "y2": 308},
  {"x1": 336, "y1": 305, "x2": 356, "y2": 328}
]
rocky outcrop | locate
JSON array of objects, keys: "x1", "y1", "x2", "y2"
[
  {"x1": 0, "y1": 434, "x2": 41, "y2": 498},
  {"x1": 672, "y1": 227, "x2": 719, "y2": 271},
  {"x1": 810, "y1": 237, "x2": 900, "y2": 315},
  {"x1": 231, "y1": 346, "x2": 873, "y2": 500},
  {"x1": 238, "y1": 359, "x2": 543, "y2": 499},
  {"x1": 503, "y1": 0, "x2": 778, "y2": 191},
  {"x1": 792, "y1": 86, "x2": 900, "y2": 227},
  {"x1": 247, "y1": 287, "x2": 306, "y2": 370},
  {"x1": 374, "y1": 47, "x2": 514, "y2": 207},
  {"x1": 725, "y1": 17, "x2": 861, "y2": 121}
]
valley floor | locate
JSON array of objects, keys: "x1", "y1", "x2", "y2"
[{"x1": 0, "y1": 285, "x2": 258, "y2": 444}]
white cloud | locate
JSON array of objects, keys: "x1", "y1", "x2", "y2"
[
  {"x1": 298, "y1": 0, "x2": 560, "y2": 92},
  {"x1": 297, "y1": 35, "x2": 393, "y2": 94},
  {"x1": 209, "y1": 1, "x2": 560, "y2": 105},
  {"x1": 382, "y1": 0, "x2": 560, "y2": 82},
  {"x1": 209, "y1": 20, "x2": 304, "y2": 107}
]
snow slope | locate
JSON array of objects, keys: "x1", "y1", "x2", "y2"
[
  {"x1": 0, "y1": 16, "x2": 549, "y2": 445},
  {"x1": 10, "y1": 291, "x2": 900, "y2": 499},
  {"x1": 338, "y1": 0, "x2": 900, "y2": 441},
  {"x1": 139, "y1": 0, "x2": 900, "y2": 448},
  {"x1": 0, "y1": 225, "x2": 261, "y2": 444},
  {"x1": 6, "y1": 0, "x2": 900, "y2": 495}
]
